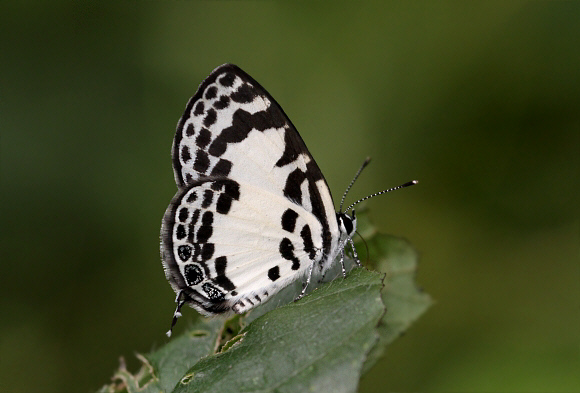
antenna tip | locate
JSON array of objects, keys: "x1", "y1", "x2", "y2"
[{"x1": 401, "y1": 180, "x2": 418, "y2": 187}]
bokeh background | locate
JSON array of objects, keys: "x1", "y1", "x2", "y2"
[{"x1": 1, "y1": 2, "x2": 578, "y2": 392}]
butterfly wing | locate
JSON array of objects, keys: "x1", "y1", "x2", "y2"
[
  {"x1": 161, "y1": 178, "x2": 327, "y2": 315},
  {"x1": 161, "y1": 64, "x2": 341, "y2": 315}
]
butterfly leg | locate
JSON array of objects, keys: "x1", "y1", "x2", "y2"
[
  {"x1": 166, "y1": 290, "x2": 187, "y2": 337},
  {"x1": 295, "y1": 261, "x2": 316, "y2": 301},
  {"x1": 348, "y1": 237, "x2": 361, "y2": 267},
  {"x1": 339, "y1": 246, "x2": 347, "y2": 277}
]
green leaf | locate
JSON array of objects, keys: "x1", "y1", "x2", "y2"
[
  {"x1": 99, "y1": 212, "x2": 431, "y2": 393},
  {"x1": 99, "y1": 319, "x2": 222, "y2": 393},
  {"x1": 363, "y1": 234, "x2": 432, "y2": 373},
  {"x1": 173, "y1": 268, "x2": 384, "y2": 393},
  {"x1": 141, "y1": 319, "x2": 223, "y2": 393}
]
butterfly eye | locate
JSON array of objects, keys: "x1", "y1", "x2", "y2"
[{"x1": 337, "y1": 212, "x2": 354, "y2": 236}]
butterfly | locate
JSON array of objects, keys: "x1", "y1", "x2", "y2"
[{"x1": 161, "y1": 64, "x2": 416, "y2": 336}]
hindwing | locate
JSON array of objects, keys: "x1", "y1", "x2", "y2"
[{"x1": 161, "y1": 178, "x2": 326, "y2": 315}]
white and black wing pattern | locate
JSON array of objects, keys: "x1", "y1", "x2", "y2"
[{"x1": 161, "y1": 64, "x2": 349, "y2": 317}]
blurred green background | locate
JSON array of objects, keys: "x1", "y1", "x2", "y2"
[{"x1": 1, "y1": 2, "x2": 578, "y2": 392}]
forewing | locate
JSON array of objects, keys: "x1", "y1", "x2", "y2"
[
  {"x1": 161, "y1": 178, "x2": 326, "y2": 315},
  {"x1": 172, "y1": 64, "x2": 336, "y2": 231}
]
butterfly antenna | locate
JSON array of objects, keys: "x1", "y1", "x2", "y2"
[
  {"x1": 339, "y1": 157, "x2": 371, "y2": 212},
  {"x1": 344, "y1": 180, "x2": 418, "y2": 213}
]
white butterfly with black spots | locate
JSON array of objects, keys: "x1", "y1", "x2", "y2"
[{"x1": 161, "y1": 64, "x2": 416, "y2": 336}]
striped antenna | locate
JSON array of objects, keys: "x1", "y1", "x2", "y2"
[
  {"x1": 344, "y1": 180, "x2": 418, "y2": 213},
  {"x1": 339, "y1": 157, "x2": 371, "y2": 212}
]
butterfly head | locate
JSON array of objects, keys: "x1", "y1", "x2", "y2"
[{"x1": 337, "y1": 210, "x2": 357, "y2": 238}]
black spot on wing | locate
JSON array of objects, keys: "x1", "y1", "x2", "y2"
[
  {"x1": 178, "y1": 245, "x2": 191, "y2": 261},
  {"x1": 202, "y1": 282, "x2": 224, "y2": 300},
  {"x1": 214, "y1": 256, "x2": 227, "y2": 275},
  {"x1": 185, "y1": 123, "x2": 195, "y2": 137},
  {"x1": 186, "y1": 191, "x2": 197, "y2": 203},
  {"x1": 187, "y1": 209, "x2": 200, "y2": 240},
  {"x1": 176, "y1": 224, "x2": 186, "y2": 240},
  {"x1": 214, "y1": 256, "x2": 236, "y2": 291},
  {"x1": 281, "y1": 208, "x2": 299, "y2": 232},
  {"x1": 213, "y1": 95, "x2": 230, "y2": 110},
  {"x1": 189, "y1": 209, "x2": 200, "y2": 229},
  {"x1": 201, "y1": 189, "x2": 213, "y2": 208},
  {"x1": 216, "y1": 193, "x2": 233, "y2": 214},
  {"x1": 300, "y1": 224, "x2": 316, "y2": 260},
  {"x1": 194, "y1": 102, "x2": 204, "y2": 116},
  {"x1": 181, "y1": 145, "x2": 191, "y2": 163},
  {"x1": 280, "y1": 238, "x2": 300, "y2": 270},
  {"x1": 203, "y1": 108, "x2": 217, "y2": 127},
  {"x1": 205, "y1": 86, "x2": 218, "y2": 100},
  {"x1": 219, "y1": 72, "x2": 235, "y2": 87},
  {"x1": 196, "y1": 128, "x2": 211, "y2": 149},
  {"x1": 283, "y1": 169, "x2": 306, "y2": 203},
  {"x1": 210, "y1": 159, "x2": 232, "y2": 177},
  {"x1": 184, "y1": 264, "x2": 204, "y2": 286},
  {"x1": 231, "y1": 83, "x2": 256, "y2": 103},
  {"x1": 197, "y1": 211, "x2": 213, "y2": 243},
  {"x1": 178, "y1": 208, "x2": 189, "y2": 222},
  {"x1": 268, "y1": 266, "x2": 280, "y2": 281},
  {"x1": 201, "y1": 243, "x2": 214, "y2": 261},
  {"x1": 276, "y1": 128, "x2": 302, "y2": 167},
  {"x1": 193, "y1": 150, "x2": 210, "y2": 174}
]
